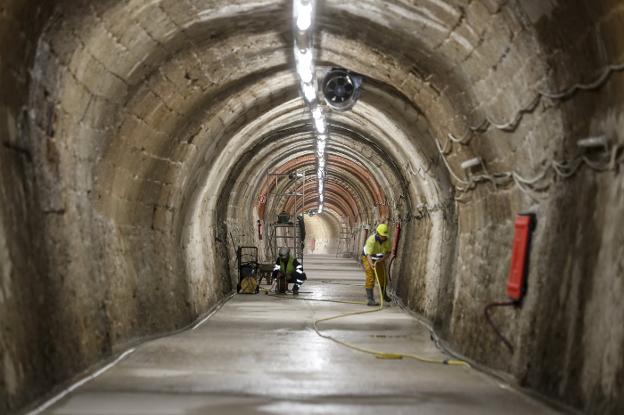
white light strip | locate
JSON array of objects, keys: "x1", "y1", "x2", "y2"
[
  {"x1": 26, "y1": 348, "x2": 136, "y2": 415},
  {"x1": 295, "y1": 0, "x2": 313, "y2": 31},
  {"x1": 301, "y1": 82, "x2": 317, "y2": 102},
  {"x1": 294, "y1": 47, "x2": 314, "y2": 83},
  {"x1": 312, "y1": 106, "x2": 323, "y2": 120},
  {"x1": 292, "y1": 0, "x2": 326, "y2": 212},
  {"x1": 293, "y1": 0, "x2": 314, "y2": 32},
  {"x1": 314, "y1": 116, "x2": 326, "y2": 134}
]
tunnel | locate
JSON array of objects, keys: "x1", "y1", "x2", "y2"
[{"x1": 1, "y1": 0, "x2": 623, "y2": 414}]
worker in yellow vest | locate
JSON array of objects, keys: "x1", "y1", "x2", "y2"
[
  {"x1": 272, "y1": 247, "x2": 306, "y2": 294},
  {"x1": 362, "y1": 224, "x2": 392, "y2": 306}
]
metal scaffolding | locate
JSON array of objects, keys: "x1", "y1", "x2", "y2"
[{"x1": 266, "y1": 171, "x2": 307, "y2": 264}]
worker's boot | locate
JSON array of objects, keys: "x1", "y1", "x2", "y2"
[
  {"x1": 292, "y1": 284, "x2": 299, "y2": 295},
  {"x1": 366, "y1": 289, "x2": 379, "y2": 306},
  {"x1": 382, "y1": 288, "x2": 391, "y2": 303}
]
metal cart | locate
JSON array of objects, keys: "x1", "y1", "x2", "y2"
[{"x1": 236, "y1": 246, "x2": 259, "y2": 294}]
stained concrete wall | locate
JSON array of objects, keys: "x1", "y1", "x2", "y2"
[
  {"x1": 0, "y1": 1, "x2": 623, "y2": 414},
  {"x1": 433, "y1": 3, "x2": 624, "y2": 413},
  {"x1": 303, "y1": 214, "x2": 340, "y2": 255},
  {"x1": 0, "y1": 2, "x2": 60, "y2": 412}
]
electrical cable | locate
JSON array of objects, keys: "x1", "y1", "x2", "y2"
[
  {"x1": 447, "y1": 144, "x2": 623, "y2": 200},
  {"x1": 388, "y1": 255, "x2": 396, "y2": 281},
  {"x1": 25, "y1": 348, "x2": 136, "y2": 415},
  {"x1": 489, "y1": 94, "x2": 542, "y2": 132},
  {"x1": 434, "y1": 138, "x2": 470, "y2": 186},
  {"x1": 447, "y1": 130, "x2": 474, "y2": 145},
  {"x1": 484, "y1": 301, "x2": 516, "y2": 353},
  {"x1": 443, "y1": 60, "x2": 624, "y2": 148},
  {"x1": 538, "y1": 61, "x2": 624, "y2": 100}
]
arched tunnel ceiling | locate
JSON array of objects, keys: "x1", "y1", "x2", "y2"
[
  {"x1": 35, "y1": 0, "x2": 547, "y2": 240},
  {"x1": 29, "y1": 0, "x2": 569, "y2": 336},
  {"x1": 4, "y1": 0, "x2": 624, "y2": 413},
  {"x1": 28, "y1": 0, "x2": 573, "y2": 327}
]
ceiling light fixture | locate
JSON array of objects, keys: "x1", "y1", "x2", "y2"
[
  {"x1": 294, "y1": 0, "x2": 314, "y2": 31},
  {"x1": 314, "y1": 117, "x2": 326, "y2": 134},
  {"x1": 295, "y1": 48, "x2": 313, "y2": 83},
  {"x1": 292, "y1": 0, "x2": 326, "y2": 213},
  {"x1": 301, "y1": 82, "x2": 317, "y2": 103}
]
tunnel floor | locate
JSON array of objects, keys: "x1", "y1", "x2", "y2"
[{"x1": 41, "y1": 255, "x2": 561, "y2": 415}]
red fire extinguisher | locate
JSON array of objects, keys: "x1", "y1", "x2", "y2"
[
  {"x1": 506, "y1": 214, "x2": 535, "y2": 301},
  {"x1": 484, "y1": 213, "x2": 536, "y2": 353},
  {"x1": 391, "y1": 222, "x2": 401, "y2": 256}
]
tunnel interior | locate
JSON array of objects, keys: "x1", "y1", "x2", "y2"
[{"x1": 1, "y1": 1, "x2": 623, "y2": 414}]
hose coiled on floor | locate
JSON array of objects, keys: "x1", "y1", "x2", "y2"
[{"x1": 311, "y1": 262, "x2": 471, "y2": 367}]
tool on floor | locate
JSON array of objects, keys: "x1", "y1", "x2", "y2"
[{"x1": 259, "y1": 274, "x2": 297, "y2": 296}]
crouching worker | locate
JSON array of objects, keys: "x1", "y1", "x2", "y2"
[
  {"x1": 272, "y1": 247, "x2": 306, "y2": 294},
  {"x1": 362, "y1": 224, "x2": 392, "y2": 306}
]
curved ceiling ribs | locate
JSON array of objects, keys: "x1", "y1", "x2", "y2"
[
  {"x1": 285, "y1": 181, "x2": 360, "y2": 222},
  {"x1": 256, "y1": 151, "x2": 389, "y2": 224}
]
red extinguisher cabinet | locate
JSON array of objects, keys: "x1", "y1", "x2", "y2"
[{"x1": 506, "y1": 213, "x2": 536, "y2": 302}]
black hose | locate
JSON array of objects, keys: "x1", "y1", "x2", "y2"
[
  {"x1": 484, "y1": 301, "x2": 516, "y2": 353},
  {"x1": 388, "y1": 255, "x2": 396, "y2": 282}
]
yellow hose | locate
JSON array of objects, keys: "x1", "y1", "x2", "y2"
[{"x1": 311, "y1": 261, "x2": 471, "y2": 367}]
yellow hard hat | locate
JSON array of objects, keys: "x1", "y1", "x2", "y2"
[{"x1": 376, "y1": 223, "x2": 389, "y2": 237}]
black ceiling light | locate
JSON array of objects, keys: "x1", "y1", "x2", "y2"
[{"x1": 321, "y1": 68, "x2": 362, "y2": 111}]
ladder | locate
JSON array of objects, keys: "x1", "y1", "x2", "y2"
[{"x1": 264, "y1": 170, "x2": 306, "y2": 264}]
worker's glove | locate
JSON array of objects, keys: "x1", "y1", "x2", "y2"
[{"x1": 372, "y1": 254, "x2": 385, "y2": 262}]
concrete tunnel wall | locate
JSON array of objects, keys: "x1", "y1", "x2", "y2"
[
  {"x1": 0, "y1": 0, "x2": 623, "y2": 414},
  {"x1": 303, "y1": 214, "x2": 340, "y2": 255}
]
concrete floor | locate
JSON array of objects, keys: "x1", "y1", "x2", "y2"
[{"x1": 42, "y1": 255, "x2": 562, "y2": 415}]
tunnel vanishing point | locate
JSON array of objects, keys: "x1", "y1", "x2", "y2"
[{"x1": 1, "y1": 0, "x2": 624, "y2": 414}]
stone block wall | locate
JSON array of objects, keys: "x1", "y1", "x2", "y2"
[{"x1": 0, "y1": 1, "x2": 623, "y2": 414}]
